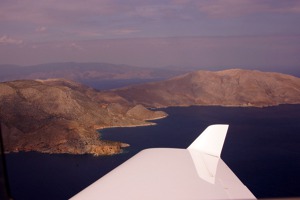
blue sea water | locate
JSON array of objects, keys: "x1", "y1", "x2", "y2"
[{"x1": 5, "y1": 105, "x2": 300, "y2": 200}]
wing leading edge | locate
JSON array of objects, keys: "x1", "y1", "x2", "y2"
[{"x1": 71, "y1": 124, "x2": 256, "y2": 200}]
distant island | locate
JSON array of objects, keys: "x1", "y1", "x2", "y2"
[
  {"x1": 0, "y1": 62, "x2": 186, "y2": 85},
  {"x1": 1, "y1": 69, "x2": 300, "y2": 155},
  {"x1": 106, "y1": 69, "x2": 300, "y2": 108}
]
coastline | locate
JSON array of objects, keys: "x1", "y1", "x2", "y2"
[
  {"x1": 2, "y1": 111, "x2": 168, "y2": 156},
  {"x1": 95, "y1": 113, "x2": 168, "y2": 131}
]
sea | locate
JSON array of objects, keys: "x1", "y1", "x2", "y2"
[{"x1": 5, "y1": 105, "x2": 300, "y2": 200}]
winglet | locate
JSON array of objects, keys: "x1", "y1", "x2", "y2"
[{"x1": 187, "y1": 124, "x2": 229, "y2": 158}]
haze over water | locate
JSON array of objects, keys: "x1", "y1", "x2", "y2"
[{"x1": 5, "y1": 105, "x2": 300, "y2": 199}]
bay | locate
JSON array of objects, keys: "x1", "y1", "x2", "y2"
[{"x1": 5, "y1": 105, "x2": 300, "y2": 199}]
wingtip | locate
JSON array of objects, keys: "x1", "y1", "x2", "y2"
[{"x1": 187, "y1": 124, "x2": 229, "y2": 157}]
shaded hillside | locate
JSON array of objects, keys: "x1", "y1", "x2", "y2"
[
  {"x1": 110, "y1": 69, "x2": 300, "y2": 107},
  {"x1": 0, "y1": 79, "x2": 166, "y2": 155}
]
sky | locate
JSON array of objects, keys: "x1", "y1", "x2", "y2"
[{"x1": 0, "y1": 0, "x2": 300, "y2": 70}]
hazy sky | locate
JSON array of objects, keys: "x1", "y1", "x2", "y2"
[{"x1": 1, "y1": 0, "x2": 300, "y2": 69}]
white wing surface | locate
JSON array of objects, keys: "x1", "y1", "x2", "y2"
[{"x1": 71, "y1": 124, "x2": 256, "y2": 200}]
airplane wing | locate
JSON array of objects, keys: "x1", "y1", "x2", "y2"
[{"x1": 71, "y1": 124, "x2": 256, "y2": 200}]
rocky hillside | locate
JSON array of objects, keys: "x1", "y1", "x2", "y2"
[
  {"x1": 0, "y1": 79, "x2": 166, "y2": 155},
  {"x1": 110, "y1": 69, "x2": 300, "y2": 107}
]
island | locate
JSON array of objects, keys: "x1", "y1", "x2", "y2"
[{"x1": 1, "y1": 69, "x2": 300, "y2": 155}]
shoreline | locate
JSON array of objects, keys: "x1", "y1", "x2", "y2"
[
  {"x1": 95, "y1": 113, "x2": 168, "y2": 131},
  {"x1": 4, "y1": 115, "x2": 168, "y2": 156}
]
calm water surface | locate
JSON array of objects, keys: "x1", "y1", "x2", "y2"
[{"x1": 5, "y1": 105, "x2": 300, "y2": 199}]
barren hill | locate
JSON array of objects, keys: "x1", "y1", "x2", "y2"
[
  {"x1": 0, "y1": 79, "x2": 166, "y2": 155},
  {"x1": 111, "y1": 69, "x2": 300, "y2": 107}
]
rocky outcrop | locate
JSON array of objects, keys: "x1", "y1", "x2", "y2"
[
  {"x1": 111, "y1": 69, "x2": 300, "y2": 108},
  {"x1": 0, "y1": 79, "x2": 167, "y2": 155},
  {"x1": 126, "y1": 105, "x2": 166, "y2": 120}
]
